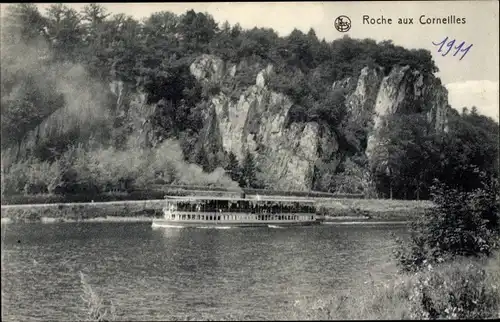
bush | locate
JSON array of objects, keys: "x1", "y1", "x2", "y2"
[
  {"x1": 395, "y1": 177, "x2": 500, "y2": 272},
  {"x1": 290, "y1": 255, "x2": 500, "y2": 320}
]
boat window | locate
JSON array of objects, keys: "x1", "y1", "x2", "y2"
[{"x1": 171, "y1": 214, "x2": 175, "y2": 220}]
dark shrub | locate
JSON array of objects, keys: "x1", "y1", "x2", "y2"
[{"x1": 395, "y1": 176, "x2": 500, "y2": 272}]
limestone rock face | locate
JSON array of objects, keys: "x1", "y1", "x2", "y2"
[
  {"x1": 189, "y1": 54, "x2": 226, "y2": 84},
  {"x1": 365, "y1": 65, "x2": 449, "y2": 161},
  {"x1": 189, "y1": 55, "x2": 339, "y2": 190},
  {"x1": 188, "y1": 55, "x2": 450, "y2": 190}
]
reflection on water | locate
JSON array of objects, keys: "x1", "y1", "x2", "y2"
[{"x1": 2, "y1": 222, "x2": 407, "y2": 321}]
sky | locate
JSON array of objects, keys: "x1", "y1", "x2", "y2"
[{"x1": 2, "y1": 1, "x2": 499, "y2": 120}]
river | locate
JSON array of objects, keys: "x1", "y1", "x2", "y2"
[{"x1": 1, "y1": 222, "x2": 408, "y2": 321}]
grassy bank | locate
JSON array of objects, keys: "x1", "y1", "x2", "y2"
[
  {"x1": 0, "y1": 200, "x2": 163, "y2": 223},
  {"x1": 318, "y1": 199, "x2": 434, "y2": 221},
  {"x1": 290, "y1": 253, "x2": 500, "y2": 320}
]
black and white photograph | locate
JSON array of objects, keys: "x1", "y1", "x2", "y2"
[{"x1": 1, "y1": 1, "x2": 499, "y2": 320}]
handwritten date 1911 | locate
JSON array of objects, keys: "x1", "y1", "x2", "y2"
[{"x1": 432, "y1": 37, "x2": 472, "y2": 61}]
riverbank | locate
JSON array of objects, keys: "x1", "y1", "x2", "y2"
[
  {"x1": 318, "y1": 199, "x2": 434, "y2": 222},
  {"x1": 0, "y1": 200, "x2": 162, "y2": 223},
  {"x1": 0, "y1": 198, "x2": 433, "y2": 223}
]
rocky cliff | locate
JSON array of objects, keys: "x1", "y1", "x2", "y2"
[
  {"x1": 16, "y1": 54, "x2": 450, "y2": 191},
  {"x1": 187, "y1": 54, "x2": 450, "y2": 190}
]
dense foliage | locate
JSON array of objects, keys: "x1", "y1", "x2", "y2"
[
  {"x1": 395, "y1": 175, "x2": 500, "y2": 272},
  {"x1": 371, "y1": 109, "x2": 499, "y2": 199},
  {"x1": 1, "y1": 140, "x2": 239, "y2": 197}
]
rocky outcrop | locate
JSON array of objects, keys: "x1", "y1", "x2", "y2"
[
  {"x1": 188, "y1": 55, "x2": 450, "y2": 190},
  {"x1": 191, "y1": 56, "x2": 337, "y2": 190},
  {"x1": 365, "y1": 66, "x2": 449, "y2": 160},
  {"x1": 189, "y1": 54, "x2": 226, "y2": 84},
  {"x1": 109, "y1": 80, "x2": 157, "y2": 148}
]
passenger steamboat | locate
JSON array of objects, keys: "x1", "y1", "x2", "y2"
[{"x1": 152, "y1": 195, "x2": 323, "y2": 228}]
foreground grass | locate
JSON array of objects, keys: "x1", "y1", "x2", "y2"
[
  {"x1": 80, "y1": 272, "x2": 117, "y2": 322},
  {"x1": 290, "y1": 253, "x2": 500, "y2": 320}
]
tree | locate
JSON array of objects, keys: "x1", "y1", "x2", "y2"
[
  {"x1": 371, "y1": 113, "x2": 437, "y2": 200},
  {"x1": 225, "y1": 152, "x2": 241, "y2": 183},
  {"x1": 45, "y1": 4, "x2": 83, "y2": 61},
  {"x1": 81, "y1": 3, "x2": 110, "y2": 26},
  {"x1": 1, "y1": 4, "x2": 48, "y2": 44},
  {"x1": 240, "y1": 150, "x2": 258, "y2": 188},
  {"x1": 195, "y1": 151, "x2": 210, "y2": 172},
  {"x1": 177, "y1": 10, "x2": 218, "y2": 53}
]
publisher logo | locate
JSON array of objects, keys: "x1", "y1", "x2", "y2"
[{"x1": 334, "y1": 15, "x2": 351, "y2": 32}]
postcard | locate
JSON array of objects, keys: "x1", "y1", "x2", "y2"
[{"x1": 1, "y1": 2, "x2": 499, "y2": 321}]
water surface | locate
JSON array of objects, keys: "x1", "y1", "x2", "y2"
[{"x1": 1, "y1": 222, "x2": 407, "y2": 321}]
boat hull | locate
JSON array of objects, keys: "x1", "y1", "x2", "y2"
[{"x1": 152, "y1": 219, "x2": 321, "y2": 228}]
